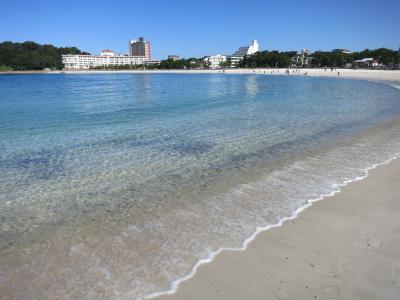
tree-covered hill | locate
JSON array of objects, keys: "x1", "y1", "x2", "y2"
[{"x1": 0, "y1": 41, "x2": 89, "y2": 70}]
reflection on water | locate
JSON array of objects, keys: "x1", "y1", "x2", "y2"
[
  {"x1": 244, "y1": 75, "x2": 260, "y2": 97},
  {"x1": 132, "y1": 74, "x2": 153, "y2": 103},
  {"x1": 206, "y1": 74, "x2": 227, "y2": 98}
]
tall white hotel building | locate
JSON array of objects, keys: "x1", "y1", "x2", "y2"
[
  {"x1": 203, "y1": 40, "x2": 259, "y2": 69},
  {"x1": 62, "y1": 37, "x2": 151, "y2": 69},
  {"x1": 230, "y1": 40, "x2": 259, "y2": 66}
]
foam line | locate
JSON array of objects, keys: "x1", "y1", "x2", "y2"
[{"x1": 143, "y1": 152, "x2": 400, "y2": 299}]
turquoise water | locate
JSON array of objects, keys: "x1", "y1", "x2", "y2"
[{"x1": 1, "y1": 73, "x2": 400, "y2": 299}]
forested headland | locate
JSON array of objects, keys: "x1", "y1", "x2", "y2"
[{"x1": 0, "y1": 41, "x2": 88, "y2": 70}]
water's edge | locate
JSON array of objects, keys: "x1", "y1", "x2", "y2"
[
  {"x1": 1, "y1": 73, "x2": 399, "y2": 299},
  {"x1": 142, "y1": 78, "x2": 400, "y2": 300},
  {"x1": 143, "y1": 153, "x2": 400, "y2": 299}
]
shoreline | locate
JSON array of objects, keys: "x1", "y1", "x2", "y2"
[
  {"x1": 149, "y1": 154, "x2": 400, "y2": 300},
  {"x1": 146, "y1": 71, "x2": 400, "y2": 299},
  {"x1": 2, "y1": 68, "x2": 400, "y2": 89},
  {"x1": 2, "y1": 68, "x2": 399, "y2": 299},
  {"x1": 154, "y1": 154, "x2": 400, "y2": 300}
]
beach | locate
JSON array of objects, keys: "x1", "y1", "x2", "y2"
[
  {"x1": 1, "y1": 69, "x2": 400, "y2": 300},
  {"x1": 2, "y1": 0, "x2": 400, "y2": 298},
  {"x1": 149, "y1": 70, "x2": 400, "y2": 300},
  {"x1": 155, "y1": 156, "x2": 400, "y2": 300},
  {"x1": 2, "y1": 68, "x2": 400, "y2": 84}
]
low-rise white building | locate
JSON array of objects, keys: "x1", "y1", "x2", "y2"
[
  {"x1": 353, "y1": 58, "x2": 382, "y2": 68},
  {"x1": 62, "y1": 50, "x2": 147, "y2": 69},
  {"x1": 144, "y1": 60, "x2": 161, "y2": 66},
  {"x1": 291, "y1": 49, "x2": 313, "y2": 67},
  {"x1": 229, "y1": 56, "x2": 243, "y2": 67},
  {"x1": 204, "y1": 54, "x2": 227, "y2": 69}
]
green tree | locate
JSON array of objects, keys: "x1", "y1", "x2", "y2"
[{"x1": 0, "y1": 41, "x2": 88, "y2": 70}]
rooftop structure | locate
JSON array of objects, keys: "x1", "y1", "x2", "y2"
[
  {"x1": 298, "y1": 49, "x2": 311, "y2": 56},
  {"x1": 353, "y1": 58, "x2": 374, "y2": 63},
  {"x1": 100, "y1": 49, "x2": 115, "y2": 56},
  {"x1": 332, "y1": 48, "x2": 353, "y2": 54},
  {"x1": 168, "y1": 55, "x2": 180, "y2": 61}
]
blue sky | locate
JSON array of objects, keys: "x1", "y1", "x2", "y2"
[{"x1": 1, "y1": 0, "x2": 399, "y2": 59}]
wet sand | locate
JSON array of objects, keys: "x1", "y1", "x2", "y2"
[{"x1": 154, "y1": 157, "x2": 400, "y2": 300}]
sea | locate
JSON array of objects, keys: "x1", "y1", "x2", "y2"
[{"x1": 0, "y1": 73, "x2": 400, "y2": 299}]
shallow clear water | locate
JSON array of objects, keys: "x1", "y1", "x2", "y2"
[{"x1": 0, "y1": 73, "x2": 400, "y2": 299}]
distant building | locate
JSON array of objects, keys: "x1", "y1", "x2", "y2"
[
  {"x1": 168, "y1": 55, "x2": 180, "y2": 61},
  {"x1": 129, "y1": 37, "x2": 151, "y2": 60},
  {"x1": 353, "y1": 58, "x2": 381, "y2": 68},
  {"x1": 62, "y1": 52, "x2": 147, "y2": 69},
  {"x1": 230, "y1": 40, "x2": 259, "y2": 67},
  {"x1": 232, "y1": 40, "x2": 259, "y2": 57},
  {"x1": 144, "y1": 60, "x2": 161, "y2": 66},
  {"x1": 332, "y1": 48, "x2": 353, "y2": 54},
  {"x1": 100, "y1": 49, "x2": 115, "y2": 56},
  {"x1": 204, "y1": 54, "x2": 227, "y2": 69},
  {"x1": 63, "y1": 37, "x2": 153, "y2": 69},
  {"x1": 291, "y1": 49, "x2": 314, "y2": 67}
]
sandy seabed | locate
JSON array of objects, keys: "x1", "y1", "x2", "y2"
[{"x1": 2, "y1": 68, "x2": 400, "y2": 300}]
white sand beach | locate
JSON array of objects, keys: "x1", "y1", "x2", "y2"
[
  {"x1": 2, "y1": 68, "x2": 400, "y2": 85},
  {"x1": 6, "y1": 68, "x2": 398, "y2": 91},
  {"x1": 1, "y1": 68, "x2": 400, "y2": 300},
  {"x1": 154, "y1": 156, "x2": 400, "y2": 300},
  {"x1": 150, "y1": 70, "x2": 400, "y2": 300}
]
